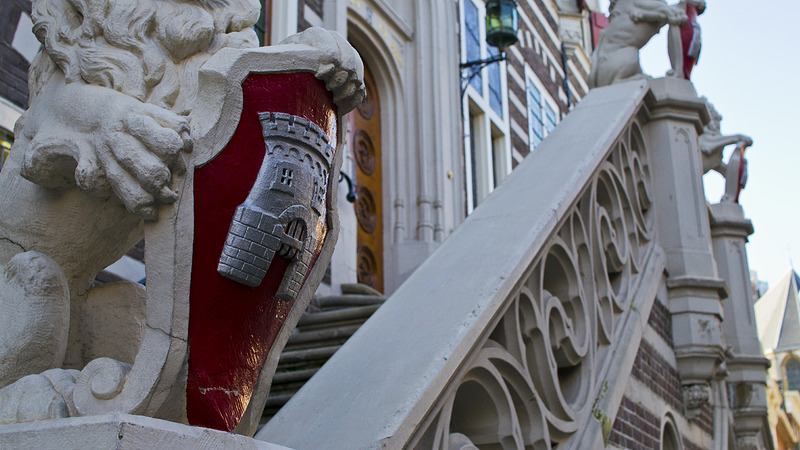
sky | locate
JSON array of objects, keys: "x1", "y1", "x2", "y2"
[{"x1": 597, "y1": 0, "x2": 800, "y2": 290}]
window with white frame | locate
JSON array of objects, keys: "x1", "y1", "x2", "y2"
[
  {"x1": 545, "y1": 103, "x2": 557, "y2": 134},
  {"x1": 460, "y1": 0, "x2": 511, "y2": 214},
  {"x1": 527, "y1": 81, "x2": 544, "y2": 148},
  {"x1": 526, "y1": 74, "x2": 559, "y2": 152},
  {"x1": 464, "y1": 0, "x2": 483, "y2": 94},
  {"x1": 486, "y1": 46, "x2": 503, "y2": 117}
]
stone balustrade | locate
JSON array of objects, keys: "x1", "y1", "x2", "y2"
[{"x1": 255, "y1": 77, "x2": 770, "y2": 449}]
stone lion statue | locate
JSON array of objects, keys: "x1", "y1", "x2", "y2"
[
  {"x1": 0, "y1": 0, "x2": 363, "y2": 430},
  {"x1": 589, "y1": 0, "x2": 687, "y2": 88}
]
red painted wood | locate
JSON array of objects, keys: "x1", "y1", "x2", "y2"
[{"x1": 188, "y1": 72, "x2": 337, "y2": 431}]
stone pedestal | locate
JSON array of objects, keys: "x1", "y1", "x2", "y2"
[
  {"x1": 0, "y1": 415, "x2": 289, "y2": 449},
  {"x1": 645, "y1": 77, "x2": 726, "y2": 417},
  {"x1": 709, "y1": 201, "x2": 770, "y2": 445}
]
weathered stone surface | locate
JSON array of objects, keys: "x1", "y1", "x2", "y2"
[
  {"x1": 0, "y1": 252, "x2": 69, "y2": 389},
  {"x1": 0, "y1": 414, "x2": 291, "y2": 449}
]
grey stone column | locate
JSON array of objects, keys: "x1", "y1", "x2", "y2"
[
  {"x1": 645, "y1": 77, "x2": 726, "y2": 417},
  {"x1": 709, "y1": 201, "x2": 770, "y2": 448}
]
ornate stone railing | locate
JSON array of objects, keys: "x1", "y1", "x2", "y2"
[
  {"x1": 256, "y1": 80, "x2": 662, "y2": 448},
  {"x1": 404, "y1": 113, "x2": 663, "y2": 448},
  {"x1": 255, "y1": 78, "x2": 768, "y2": 449}
]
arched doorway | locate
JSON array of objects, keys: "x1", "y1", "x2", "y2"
[{"x1": 350, "y1": 65, "x2": 384, "y2": 293}]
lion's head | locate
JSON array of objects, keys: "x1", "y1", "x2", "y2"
[{"x1": 29, "y1": 0, "x2": 260, "y2": 114}]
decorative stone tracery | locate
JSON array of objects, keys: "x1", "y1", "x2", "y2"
[{"x1": 411, "y1": 120, "x2": 655, "y2": 449}]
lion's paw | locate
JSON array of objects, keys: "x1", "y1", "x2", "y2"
[
  {"x1": 666, "y1": 7, "x2": 688, "y2": 26},
  {"x1": 0, "y1": 369, "x2": 79, "y2": 424},
  {"x1": 0, "y1": 252, "x2": 70, "y2": 389},
  {"x1": 19, "y1": 82, "x2": 192, "y2": 220},
  {"x1": 282, "y1": 27, "x2": 366, "y2": 114}
]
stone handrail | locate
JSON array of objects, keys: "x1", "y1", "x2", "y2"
[{"x1": 256, "y1": 79, "x2": 661, "y2": 449}]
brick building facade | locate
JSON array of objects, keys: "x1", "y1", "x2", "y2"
[{"x1": 608, "y1": 300, "x2": 714, "y2": 449}]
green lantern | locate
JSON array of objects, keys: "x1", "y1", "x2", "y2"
[{"x1": 485, "y1": 0, "x2": 519, "y2": 52}]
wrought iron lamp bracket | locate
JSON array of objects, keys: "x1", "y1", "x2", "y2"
[
  {"x1": 338, "y1": 171, "x2": 357, "y2": 203},
  {"x1": 459, "y1": 53, "x2": 507, "y2": 99}
]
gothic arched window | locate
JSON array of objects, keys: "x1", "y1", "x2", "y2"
[
  {"x1": 660, "y1": 413, "x2": 682, "y2": 450},
  {"x1": 786, "y1": 357, "x2": 800, "y2": 391}
]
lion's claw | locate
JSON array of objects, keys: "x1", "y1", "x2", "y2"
[{"x1": 282, "y1": 27, "x2": 366, "y2": 115}]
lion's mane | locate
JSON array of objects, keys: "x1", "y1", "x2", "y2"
[{"x1": 28, "y1": 0, "x2": 260, "y2": 114}]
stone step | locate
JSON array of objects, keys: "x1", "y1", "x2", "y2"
[
  {"x1": 261, "y1": 286, "x2": 385, "y2": 425},
  {"x1": 272, "y1": 367, "x2": 319, "y2": 385},
  {"x1": 317, "y1": 294, "x2": 386, "y2": 310},
  {"x1": 284, "y1": 324, "x2": 361, "y2": 349},
  {"x1": 277, "y1": 345, "x2": 341, "y2": 364},
  {"x1": 265, "y1": 392, "x2": 294, "y2": 409},
  {"x1": 340, "y1": 283, "x2": 382, "y2": 296},
  {"x1": 296, "y1": 304, "x2": 380, "y2": 328}
]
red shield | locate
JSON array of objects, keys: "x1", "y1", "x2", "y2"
[{"x1": 187, "y1": 72, "x2": 337, "y2": 431}]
